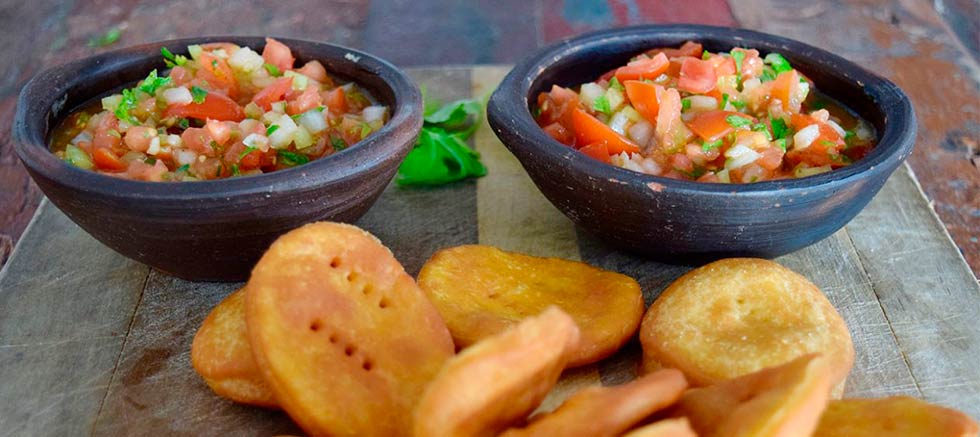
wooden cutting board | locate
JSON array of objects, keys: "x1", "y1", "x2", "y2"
[{"x1": 0, "y1": 66, "x2": 977, "y2": 436}]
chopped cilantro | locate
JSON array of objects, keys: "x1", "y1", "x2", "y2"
[
  {"x1": 397, "y1": 97, "x2": 487, "y2": 186},
  {"x1": 316, "y1": 105, "x2": 326, "y2": 112},
  {"x1": 533, "y1": 106, "x2": 543, "y2": 118},
  {"x1": 231, "y1": 164, "x2": 240, "y2": 176},
  {"x1": 730, "y1": 99, "x2": 747, "y2": 110},
  {"x1": 774, "y1": 138, "x2": 788, "y2": 151},
  {"x1": 764, "y1": 53, "x2": 793, "y2": 73},
  {"x1": 731, "y1": 50, "x2": 746, "y2": 74},
  {"x1": 720, "y1": 93, "x2": 730, "y2": 110},
  {"x1": 161, "y1": 47, "x2": 188, "y2": 67},
  {"x1": 844, "y1": 130, "x2": 856, "y2": 145},
  {"x1": 608, "y1": 77, "x2": 624, "y2": 92},
  {"x1": 770, "y1": 116, "x2": 790, "y2": 139},
  {"x1": 263, "y1": 63, "x2": 282, "y2": 77},
  {"x1": 360, "y1": 123, "x2": 373, "y2": 139},
  {"x1": 821, "y1": 140, "x2": 838, "y2": 148},
  {"x1": 145, "y1": 157, "x2": 157, "y2": 165},
  {"x1": 137, "y1": 69, "x2": 173, "y2": 95},
  {"x1": 702, "y1": 139, "x2": 723, "y2": 152},
  {"x1": 88, "y1": 28, "x2": 122, "y2": 48},
  {"x1": 190, "y1": 86, "x2": 207, "y2": 104},
  {"x1": 266, "y1": 124, "x2": 279, "y2": 136},
  {"x1": 592, "y1": 95, "x2": 612, "y2": 115},
  {"x1": 725, "y1": 115, "x2": 752, "y2": 128},
  {"x1": 115, "y1": 88, "x2": 139, "y2": 125},
  {"x1": 681, "y1": 98, "x2": 692, "y2": 111},
  {"x1": 331, "y1": 136, "x2": 347, "y2": 151},
  {"x1": 752, "y1": 123, "x2": 773, "y2": 140},
  {"x1": 702, "y1": 51, "x2": 711, "y2": 60},
  {"x1": 177, "y1": 118, "x2": 190, "y2": 130},
  {"x1": 176, "y1": 164, "x2": 190, "y2": 173},
  {"x1": 239, "y1": 146, "x2": 257, "y2": 160},
  {"x1": 211, "y1": 59, "x2": 218, "y2": 69},
  {"x1": 277, "y1": 150, "x2": 310, "y2": 166},
  {"x1": 760, "y1": 66, "x2": 777, "y2": 82}
]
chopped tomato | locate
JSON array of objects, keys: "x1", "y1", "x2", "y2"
[
  {"x1": 686, "y1": 111, "x2": 753, "y2": 142},
  {"x1": 706, "y1": 54, "x2": 736, "y2": 76},
  {"x1": 570, "y1": 108, "x2": 640, "y2": 154},
  {"x1": 262, "y1": 37, "x2": 295, "y2": 72},
  {"x1": 757, "y1": 147, "x2": 785, "y2": 170},
  {"x1": 205, "y1": 119, "x2": 233, "y2": 145},
  {"x1": 287, "y1": 86, "x2": 323, "y2": 115},
  {"x1": 542, "y1": 122, "x2": 573, "y2": 146},
  {"x1": 165, "y1": 92, "x2": 245, "y2": 122},
  {"x1": 623, "y1": 80, "x2": 661, "y2": 123},
  {"x1": 771, "y1": 70, "x2": 803, "y2": 113},
  {"x1": 655, "y1": 88, "x2": 693, "y2": 151},
  {"x1": 197, "y1": 51, "x2": 238, "y2": 99},
  {"x1": 92, "y1": 113, "x2": 121, "y2": 151},
  {"x1": 169, "y1": 66, "x2": 193, "y2": 86},
  {"x1": 677, "y1": 58, "x2": 717, "y2": 94},
  {"x1": 181, "y1": 128, "x2": 215, "y2": 155},
  {"x1": 239, "y1": 149, "x2": 263, "y2": 169},
  {"x1": 92, "y1": 148, "x2": 127, "y2": 172},
  {"x1": 579, "y1": 142, "x2": 611, "y2": 163},
  {"x1": 200, "y1": 42, "x2": 240, "y2": 53},
  {"x1": 614, "y1": 53, "x2": 669, "y2": 82},
  {"x1": 536, "y1": 85, "x2": 579, "y2": 128},
  {"x1": 322, "y1": 87, "x2": 347, "y2": 114},
  {"x1": 647, "y1": 41, "x2": 702, "y2": 59},
  {"x1": 296, "y1": 60, "x2": 330, "y2": 85},
  {"x1": 252, "y1": 77, "x2": 293, "y2": 110}
]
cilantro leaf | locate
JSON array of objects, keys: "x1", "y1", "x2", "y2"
[
  {"x1": 266, "y1": 124, "x2": 279, "y2": 136},
  {"x1": 764, "y1": 53, "x2": 793, "y2": 73},
  {"x1": 760, "y1": 66, "x2": 777, "y2": 82},
  {"x1": 239, "y1": 146, "x2": 257, "y2": 160},
  {"x1": 331, "y1": 136, "x2": 347, "y2": 151},
  {"x1": 592, "y1": 95, "x2": 612, "y2": 115},
  {"x1": 770, "y1": 116, "x2": 790, "y2": 140},
  {"x1": 731, "y1": 50, "x2": 746, "y2": 74},
  {"x1": 720, "y1": 93, "x2": 730, "y2": 110},
  {"x1": 277, "y1": 150, "x2": 310, "y2": 166},
  {"x1": 137, "y1": 69, "x2": 173, "y2": 95},
  {"x1": 263, "y1": 63, "x2": 282, "y2": 77},
  {"x1": 423, "y1": 98, "x2": 483, "y2": 140},
  {"x1": 681, "y1": 98, "x2": 692, "y2": 111},
  {"x1": 177, "y1": 118, "x2": 190, "y2": 130},
  {"x1": 608, "y1": 77, "x2": 624, "y2": 91},
  {"x1": 752, "y1": 123, "x2": 773, "y2": 140},
  {"x1": 396, "y1": 128, "x2": 487, "y2": 186},
  {"x1": 115, "y1": 88, "x2": 139, "y2": 125},
  {"x1": 774, "y1": 138, "x2": 788, "y2": 151},
  {"x1": 702, "y1": 139, "x2": 723, "y2": 152},
  {"x1": 190, "y1": 86, "x2": 207, "y2": 104},
  {"x1": 161, "y1": 47, "x2": 188, "y2": 67},
  {"x1": 89, "y1": 28, "x2": 122, "y2": 48},
  {"x1": 726, "y1": 115, "x2": 752, "y2": 128}
]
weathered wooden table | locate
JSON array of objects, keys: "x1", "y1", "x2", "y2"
[
  {"x1": 1, "y1": 0, "x2": 978, "y2": 277},
  {"x1": 0, "y1": 66, "x2": 977, "y2": 435}
]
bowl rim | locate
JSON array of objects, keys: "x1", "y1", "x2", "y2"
[
  {"x1": 13, "y1": 36, "x2": 421, "y2": 202},
  {"x1": 488, "y1": 24, "x2": 916, "y2": 196}
]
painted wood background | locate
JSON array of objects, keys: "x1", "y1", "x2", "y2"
[
  {"x1": 0, "y1": 66, "x2": 977, "y2": 436},
  {"x1": 0, "y1": 0, "x2": 978, "y2": 275}
]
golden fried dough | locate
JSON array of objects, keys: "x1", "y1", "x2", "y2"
[
  {"x1": 413, "y1": 307, "x2": 580, "y2": 437},
  {"x1": 501, "y1": 369, "x2": 687, "y2": 437},
  {"x1": 418, "y1": 245, "x2": 643, "y2": 366},
  {"x1": 640, "y1": 258, "x2": 853, "y2": 397},
  {"x1": 246, "y1": 222, "x2": 455, "y2": 436},
  {"x1": 622, "y1": 418, "x2": 698, "y2": 437},
  {"x1": 675, "y1": 353, "x2": 832, "y2": 437},
  {"x1": 190, "y1": 288, "x2": 277, "y2": 408},
  {"x1": 814, "y1": 396, "x2": 979, "y2": 437}
]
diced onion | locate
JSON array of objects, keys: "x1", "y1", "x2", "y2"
[
  {"x1": 70, "y1": 132, "x2": 92, "y2": 146},
  {"x1": 244, "y1": 102, "x2": 263, "y2": 119},
  {"x1": 229, "y1": 47, "x2": 264, "y2": 73},
  {"x1": 687, "y1": 95, "x2": 718, "y2": 112},
  {"x1": 175, "y1": 149, "x2": 198, "y2": 166},
  {"x1": 187, "y1": 44, "x2": 203, "y2": 60},
  {"x1": 627, "y1": 120, "x2": 653, "y2": 146},
  {"x1": 579, "y1": 82, "x2": 604, "y2": 107},
  {"x1": 164, "y1": 134, "x2": 181, "y2": 147},
  {"x1": 146, "y1": 137, "x2": 161, "y2": 155},
  {"x1": 826, "y1": 120, "x2": 846, "y2": 138},
  {"x1": 297, "y1": 110, "x2": 328, "y2": 134},
  {"x1": 742, "y1": 78, "x2": 761, "y2": 92},
  {"x1": 716, "y1": 169, "x2": 731, "y2": 183},
  {"x1": 270, "y1": 101, "x2": 286, "y2": 113},
  {"x1": 725, "y1": 144, "x2": 762, "y2": 169},
  {"x1": 608, "y1": 110, "x2": 630, "y2": 135},
  {"x1": 283, "y1": 71, "x2": 309, "y2": 90},
  {"x1": 293, "y1": 126, "x2": 314, "y2": 149},
  {"x1": 163, "y1": 87, "x2": 193, "y2": 105},
  {"x1": 604, "y1": 87, "x2": 625, "y2": 112},
  {"x1": 362, "y1": 106, "x2": 387, "y2": 124},
  {"x1": 239, "y1": 119, "x2": 262, "y2": 134},
  {"x1": 268, "y1": 114, "x2": 298, "y2": 149},
  {"x1": 792, "y1": 124, "x2": 820, "y2": 150},
  {"x1": 855, "y1": 122, "x2": 873, "y2": 140},
  {"x1": 101, "y1": 95, "x2": 122, "y2": 111},
  {"x1": 243, "y1": 133, "x2": 270, "y2": 152}
]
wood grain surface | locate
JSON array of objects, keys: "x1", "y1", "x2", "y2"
[
  {"x1": 0, "y1": 66, "x2": 976, "y2": 436},
  {"x1": 0, "y1": 0, "x2": 976, "y2": 274}
]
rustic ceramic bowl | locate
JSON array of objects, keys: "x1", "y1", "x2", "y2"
[
  {"x1": 14, "y1": 36, "x2": 422, "y2": 281},
  {"x1": 488, "y1": 25, "x2": 915, "y2": 262}
]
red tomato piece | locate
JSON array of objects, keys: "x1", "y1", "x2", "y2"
[
  {"x1": 197, "y1": 51, "x2": 239, "y2": 99},
  {"x1": 542, "y1": 122, "x2": 573, "y2": 146},
  {"x1": 166, "y1": 92, "x2": 245, "y2": 122},
  {"x1": 296, "y1": 60, "x2": 330, "y2": 84},
  {"x1": 614, "y1": 52, "x2": 669, "y2": 82},
  {"x1": 287, "y1": 86, "x2": 323, "y2": 115},
  {"x1": 647, "y1": 41, "x2": 703, "y2": 59},
  {"x1": 686, "y1": 110, "x2": 753, "y2": 142},
  {"x1": 205, "y1": 119, "x2": 233, "y2": 145},
  {"x1": 252, "y1": 77, "x2": 293, "y2": 111},
  {"x1": 677, "y1": 58, "x2": 717, "y2": 94},
  {"x1": 181, "y1": 127, "x2": 215, "y2": 155},
  {"x1": 570, "y1": 108, "x2": 640, "y2": 154},
  {"x1": 262, "y1": 37, "x2": 295, "y2": 72},
  {"x1": 623, "y1": 80, "x2": 661, "y2": 123},
  {"x1": 169, "y1": 66, "x2": 193, "y2": 86},
  {"x1": 92, "y1": 147, "x2": 127, "y2": 172},
  {"x1": 771, "y1": 70, "x2": 803, "y2": 113},
  {"x1": 536, "y1": 85, "x2": 580, "y2": 128},
  {"x1": 322, "y1": 87, "x2": 347, "y2": 114},
  {"x1": 579, "y1": 142, "x2": 611, "y2": 163},
  {"x1": 92, "y1": 113, "x2": 121, "y2": 151}
]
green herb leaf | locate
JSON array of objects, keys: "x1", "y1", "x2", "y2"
[
  {"x1": 266, "y1": 124, "x2": 279, "y2": 136},
  {"x1": 396, "y1": 128, "x2": 487, "y2": 186},
  {"x1": 176, "y1": 164, "x2": 190, "y2": 173},
  {"x1": 316, "y1": 105, "x2": 326, "y2": 112},
  {"x1": 115, "y1": 88, "x2": 139, "y2": 125},
  {"x1": 764, "y1": 53, "x2": 793, "y2": 73},
  {"x1": 702, "y1": 51, "x2": 712, "y2": 60},
  {"x1": 731, "y1": 50, "x2": 746, "y2": 74},
  {"x1": 137, "y1": 69, "x2": 173, "y2": 95},
  {"x1": 725, "y1": 115, "x2": 752, "y2": 128},
  {"x1": 702, "y1": 139, "x2": 723, "y2": 152},
  {"x1": 821, "y1": 140, "x2": 838, "y2": 148},
  {"x1": 160, "y1": 47, "x2": 188, "y2": 67},
  {"x1": 190, "y1": 86, "x2": 208, "y2": 104},
  {"x1": 239, "y1": 146, "x2": 257, "y2": 160},
  {"x1": 608, "y1": 77, "x2": 624, "y2": 92},
  {"x1": 360, "y1": 123, "x2": 373, "y2": 139},
  {"x1": 681, "y1": 98, "x2": 692, "y2": 111},
  {"x1": 592, "y1": 95, "x2": 612, "y2": 116},
  {"x1": 178, "y1": 118, "x2": 190, "y2": 130},
  {"x1": 760, "y1": 66, "x2": 777, "y2": 83},
  {"x1": 331, "y1": 136, "x2": 347, "y2": 151},
  {"x1": 231, "y1": 164, "x2": 240, "y2": 176},
  {"x1": 88, "y1": 28, "x2": 122, "y2": 48},
  {"x1": 263, "y1": 63, "x2": 282, "y2": 77},
  {"x1": 423, "y1": 98, "x2": 483, "y2": 140},
  {"x1": 770, "y1": 116, "x2": 790, "y2": 140},
  {"x1": 774, "y1": 138, "x2": 788, "y2": 151},
  {"x1": 730, "y1": 99, "x2": 746, "y2": 110},
  {"x1": 277, "y1": 150, "x2": 310, "y2": 166},
  {"x1": 720, "y1": 93, "x2": 730, "y2": 110},
  {"x1": 752, "y1": 123, "x2": 773, "y2": 140}
]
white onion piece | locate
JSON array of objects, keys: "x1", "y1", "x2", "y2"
[
  {"x1": 164, "y1": 134, "x2": 181, "y2": 147},
  {"x1": 175, "y1": 149, "x2": 197, "y2": 166},
  {"x1": 228, "y1": 47, "x2": 263, "y2": 73},
  {"x1": 362, "y1": 106, "x2": 387, "y2": 124},
  {"x1": 608, "y1": 111, "x2": 630, "y2": 135},
  {"x1": 742, "y1": 78, "x2": 761, "y2": 92},
  {"x1": 163, "y1": 87, "x2": 193, "y2": 105},
  {"x1": 628, "y1": 120, "x2": 653, "y2": 146},
  {"x1": 725, "y1": 144, "x2": 761, "y2": 169},
  {"x1": 268, "y1": 114, "x2": 298, "y2": 149},
  {"x1": 146, "y1": 137, "x2": 161, "y2": 156},
  {"x1": 70, "y1": 132, "x2": 92, "y2": 146},
  {"x1": 826, "y1": 119, "x2": 847, "y2": 138},
  {"x1": 297, "y1": 110, "x2": 328, "y2": 134},
  {"x1": 793, "y1": 124, "x2": 820, "y2": 150},
  {"x1": 243, "y1": 133, "x2": 270, "y2": 152},
  {"x1": 687, "y1": 95, "x2": 718, "y2": 112},
  {"x1": 579, "y1": 82, "x2": 604, "y2": 107},
  {"x1": 239, "y1": 118, "x2": 262, "y2": 134}
]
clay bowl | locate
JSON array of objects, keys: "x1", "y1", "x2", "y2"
[
  {"x1": 488, "y1": 24, "x2": 915, "y2": 262},
  {"x1": 14, "y1": 36, "x2": 422, "y2": 281}
]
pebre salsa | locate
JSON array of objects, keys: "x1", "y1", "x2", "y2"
[
  {"x1": 535, "y1": 41, "x2": 876, "y2": 183},
  {"x1": 50, "y1": 38, "x2": 388, "y2": 181}
]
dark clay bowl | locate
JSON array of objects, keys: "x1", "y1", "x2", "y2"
[
  {"x1": 488, "y1": 25, "x2": 915, "y2": 262},
  {"x1": 14, "y1": 37, "x2": 422, "y2": 281}
]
